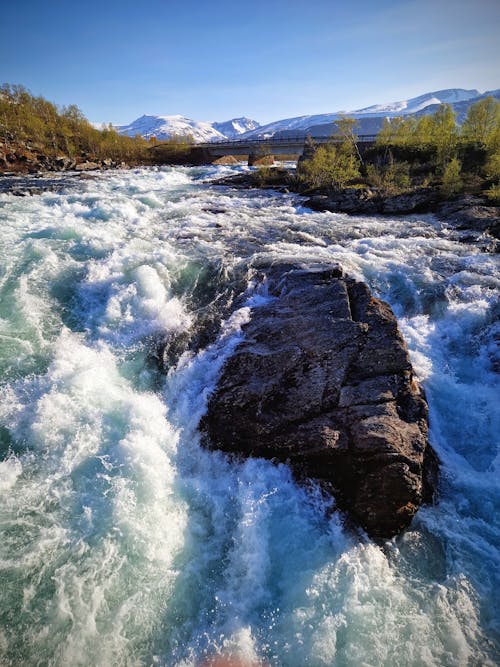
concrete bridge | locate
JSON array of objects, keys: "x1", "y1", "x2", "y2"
[
  {"x1": 197, "y1": 134, "x2": 378, "y2": 157},
  {"x1": 149, "y1": 134, "x2": 378, "y2": 165}
]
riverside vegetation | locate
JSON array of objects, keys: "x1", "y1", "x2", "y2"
[
  {"x1": 296, "y1": 98, "x2": 500, "y2": 202},
  {"x1": 0, "y1": 84, "x2": 192, "y2": 173}
]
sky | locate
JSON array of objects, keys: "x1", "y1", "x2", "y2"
[{"x1": 1, "y1": 0, "x2": 499, "y2": 125}]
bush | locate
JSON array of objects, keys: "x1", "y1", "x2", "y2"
[
  {"x1": 440, "y1": 158, "x2": 463, "y2": 197},
  {"x1": 297, "y1": 140, "x2": 360, "y2": 190},
  {"x1": 366, "y1": 158, "x2": 411, "y2": 194},
  {"x1": 485, "y1": 184, "x2": 500, "y2": 203}
]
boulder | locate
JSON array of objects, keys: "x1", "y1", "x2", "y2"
[
  {"x1": 55, "y1": 156, "x2": 76, "y2": 170},
  {"x1": 213, "y1": 155, "x2": 240, "y2": 165},
  {"x1": 436, "y1": 195, "x2": 500, "y2": 241},
  {"x1": 306, "y1": 188, "x2": 379, "y2": 215},
  {"x1": 201, "y1": 263, "x2": 437, "y2": 538},
  {"x1": 381, "y1": 188, "x2": 439, "y2": 214},
  {"x1": 75, "y1": 161, "x2": 100, "y2": 171}
]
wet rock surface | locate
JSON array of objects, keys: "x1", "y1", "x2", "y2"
[{"x1": 201, "y1": 262, "x2": 438, "y2": 538}]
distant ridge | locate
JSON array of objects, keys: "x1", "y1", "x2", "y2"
[{"x1": 116, "y1": 88, "x2": 499, "y2": 143}]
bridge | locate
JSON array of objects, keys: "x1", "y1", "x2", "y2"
[
  {"x1": 149, "y1": 134, "x2": 379, "y2": 165},
  {"x1": 196, "y1": 134, "x2": 378, "y2": 157}
]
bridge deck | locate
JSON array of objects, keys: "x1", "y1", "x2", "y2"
[{"x1": 193, "y1": 134, "x2": 377, "y2": 156}]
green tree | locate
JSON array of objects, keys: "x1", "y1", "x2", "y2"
[
  {"x1": 431, "y1": 104, "x2": 458, "y2": 171},
  {"x1": 336, "y1": 115, "x2": 363, "y2": 164},
  {"x1": 298, "y1": 139, "x2": 360, "y2": 190},
  {"x1": 440, "y1": 157, "x2": 463, "y2": 197},
  {"x1": 462, "y1": 96, "x2": 500, "y2": 145}
]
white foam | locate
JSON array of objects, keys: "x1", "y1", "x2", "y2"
[{"x1": 0, "y1": 166, "x2": 498, "y2": 666}]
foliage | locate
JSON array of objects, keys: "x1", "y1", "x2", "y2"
[
  {"x1": 485, "y1": 150, "x2": 500, "y2": 181},
  {"x1": 335, "y1": 116, "x2": 363, "y2": 164},
  {"x1": 485, "y1": 184, "x2": 500, "y2": 203},
  {"x1": 297, "y1": 139, "x2": 360, "y2": 190},
  {"x1": 0, "y1": 83, "x2": 153, "y2": 163},
  {"x1": 376, "y1": 103, "x2": 458, "y2": 171},
  {"x1": 461, "y1": 96, "x2": 500, "y2": 146},
  {"x1": 253, "y1": 166, "x2": 289, "y2": 186},
  {"x1": 366, "y1": 156, "x2": 411, "y2": 194},
  {"x1": 365, "y1": 100, "x2": 500, "y2": 196},
  {"x1": 440, "y1": 158, "x2": 463, "y2": 197},
  {"x1": 484, "y1": 148, "x2": 500, "y2": 202}
]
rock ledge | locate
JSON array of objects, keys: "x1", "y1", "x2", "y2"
[{"x1": 201, "y1": 263, "x2": 437, "y2": 538}]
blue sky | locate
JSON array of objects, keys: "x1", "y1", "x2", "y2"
[{"x1": 2, "y1": 0, "x2": 499, "y2": 125}]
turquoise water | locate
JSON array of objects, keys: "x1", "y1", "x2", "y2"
[{"x1": 0, "y1": 166, "x2": 498, "y2": 666}]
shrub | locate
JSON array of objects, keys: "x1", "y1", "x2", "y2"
[
  {"x1": 440, "y1": 158, "x2": 463, "y2": 197},
  {"x1": 485, "y1": 184, "x2": 500, "y2": 203},
  {"x1": 366, "y1": 158, "x2": 411, "y2": 194},
  {"x1": 298, "y1": 140, "x2": 360, "y2": 190}
]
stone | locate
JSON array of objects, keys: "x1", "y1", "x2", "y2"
[
  {"x1": 381, "y1": 188, "x2": 439, "y2": 214},
  {"x1": 436, "y1": 196, "x2": 500, "y2": 241},
  {"x1": 201, "y1": 262, "x2": 437, "y2": 538},
  {"x1": 75, "y1": 161, "x2": 100, "y2": 171},
  {"x1": 212, "y1": 155, "x2": 240, "y2": 165}
]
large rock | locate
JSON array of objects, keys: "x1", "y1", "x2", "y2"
[
  {"x1": 201, "y1": 263, "x2": 437, "y2": 538},
  {"x1": 304, "y1": 187, "x2": 439, "y2": 215},
  {"x1": 437, "y1": 195, "x2": 500, "y2": 241},
  {"x1": 212, "y1": 155, "x2": 240, "y2": 165},
  {"x1": 75, "y1": 161, "x2": 100, "y2": 171}
]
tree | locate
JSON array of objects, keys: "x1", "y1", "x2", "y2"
[
  {"x1": 462, "y1": 96, "x2": 500, "y2": 145},
  {"x1": 431, "y1": 104, "x2": 458, "y2": 170},
  {"x1": 336, "y1": 115, "x2": 363, "y2": 164},
  {"x1": 440, "y1": 157, "x2": 463, "y2": 197},
  {"x1": 298, "y1": 139, "x2": 360, "y2": 190}
]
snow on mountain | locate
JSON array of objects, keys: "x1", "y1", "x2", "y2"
[
  {"x1": 242, "y1": 88, "x2": 483, "y2": 139},
  {"x1": 212, "y1": 117, "x2": 260, "y2": 139},
  {"x1": 116, "y1": 88, "x2": 495, "y2": 143},
  {"x1": 116, "y1": 114, "x2": 261, "y2": 143},
  {"x1": 354, "y1": 88, "x2": 479, "y2": 116},
  {"x1": 116, "y1": 114, "x2": 226, "y2": 143}
]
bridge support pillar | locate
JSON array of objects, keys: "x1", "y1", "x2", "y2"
[{"x1": 248, "y1": 152, "x2": 274, "y2": 166}]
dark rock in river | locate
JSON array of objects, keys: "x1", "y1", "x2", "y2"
[
  {"x1": 305, "y1": 187, "x2": 439, "y2": 216},
  {"x1": 201, "y1": 263, "x2": 437, "y2": 538},
  {"x1": 436, "y1": 195, "x2": 500, "y2": 241}
]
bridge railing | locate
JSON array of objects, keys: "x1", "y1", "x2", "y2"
[{"x1": 196, "y1": 134, "x2": 378, "y2": 149}]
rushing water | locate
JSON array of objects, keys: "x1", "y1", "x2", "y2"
[{"x1": 0, "y1": 166, "x2": 498, "y2": 667}]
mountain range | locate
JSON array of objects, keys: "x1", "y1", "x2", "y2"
[{"x1": 116, "y1": 88, "x2": 500, "y2": 143}]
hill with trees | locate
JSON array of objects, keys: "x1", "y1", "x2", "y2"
[{"x1": 0, "y1": 84, "x2": 190, "y2": 173}]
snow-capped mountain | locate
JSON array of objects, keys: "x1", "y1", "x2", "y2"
[
  {"x1": 241, "y1": 89, "x2": 482, "y2": 139},
  {"x1": 116, "y1": 88, "x2": 498, "y2": 143},
  {"x1": 116, "y1": 115, "x2": 260, "y2": 143},
  {"x1": 212, "y1": 117, "x2": 260, "y2": 139},
  {"x1": 116, "y1": 115, "x2": 226, "y2": 143},
  {"x1": 352, "y1": 88, "x2": 479, "y2": 117}
]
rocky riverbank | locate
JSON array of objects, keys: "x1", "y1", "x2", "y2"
[
  {"x1": 0, "y1": 142, "x2": 136, "y2": 176},
  {"x1": 201, "y1": 262, "x2": 438, "y2": 539},
  {"x1": 212, "y1": 168, "x2": 500, "y2": 251}
]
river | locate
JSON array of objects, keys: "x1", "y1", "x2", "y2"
[{"x1": 0, "y1": 166, "x2": 499, "y2": 666}]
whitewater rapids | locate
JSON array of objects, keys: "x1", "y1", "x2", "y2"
[{"x1": 0, "y1": 166, "x2": 498, "y2": 666}]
